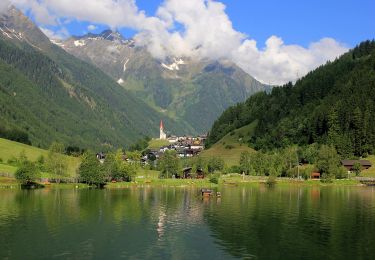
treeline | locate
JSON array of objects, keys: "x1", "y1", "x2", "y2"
[
  {"x1": 78, "y1": 150, "x2": 139, "y2": 187},
  {"x1": 237, "y1": 144, "x2": 354, "y2": 182},
  {"x1": 0, "y1": 125, "x2": 31, "y2": 145},
  {"x1": 206, "y1": 40, "x2": 375, "y2": 157}
]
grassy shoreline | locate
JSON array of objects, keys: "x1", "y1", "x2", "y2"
[{"x1": 0, "y1": 176, "x2": 365, "y2": 190}]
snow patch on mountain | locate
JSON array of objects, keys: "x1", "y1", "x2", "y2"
[
  {"x1": 117, "y1": 78, "x2": 124, "y2": 84},
  {"x1": 0, "y1": 26, "x2": 12, "y2": 39},
  {"x1": 161, "y1": 58, "x2": 186, "y2": 71},
  {"x1": 0, "y1": 25, "x2": 23, "y2": 40},
  {"x1": 74, "y1": 40, "x2": 86, "y2": 47},
  {"x1": 50, "y1": 39, "x2": 64, "y2": 47},
  {"x1": 123, "y1": 58, "x2": 130, "y2": 72}
]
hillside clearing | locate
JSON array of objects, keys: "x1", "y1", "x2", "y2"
[{"x1": 200, "y1": 122, "x2": 257, "y2": 166}]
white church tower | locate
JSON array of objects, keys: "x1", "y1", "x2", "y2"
[{"x1": 159, "y1": 120, "x2": 167, "y2": 140}]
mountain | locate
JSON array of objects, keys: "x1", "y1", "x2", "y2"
[
  {"x1": 58, "y1": 30, "x2": 269, "y2": 133},
  {"x1": 0, "y1": 6, "x2": 191, "y2": 149},
  {"x1": 206, "y1": 40, "x2": 375, "y2": 158}
]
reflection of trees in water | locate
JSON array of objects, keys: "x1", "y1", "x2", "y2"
[
  {"x1": 204, "y1": 186, "x2": 375, "y2": 259},
  {"x1": 0, "y1": 187, "x2": 210, "y2": 258}
]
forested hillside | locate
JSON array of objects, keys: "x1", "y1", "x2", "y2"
[
  {"x1": 0, "y1": 6, "x2": 194, "y2": 149},
  {"x1": 207, "y1": 40, "x2": 375, "y2": 158}
]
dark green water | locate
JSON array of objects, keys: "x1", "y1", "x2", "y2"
[{"x1": 0, "y1": 185, "x2": 375, "y2": 259}]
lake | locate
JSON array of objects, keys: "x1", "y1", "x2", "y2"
[{"x1": 0, "y1": 185, "x2": 375, "y2": 259}]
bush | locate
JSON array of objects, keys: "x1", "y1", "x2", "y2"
[
  {"x1": 335, "y1": 166, "x2": 348, "y2": 179},
  {"x1": 7, "y1": 156, "x2": 18, "y2": 166},
  {"x1": 15, "y1": 161, "x2": 40, "y2": 184},
  {"x1": 0, "y1": 158, "x2": 3, "y2": 163},
  {"x1": 352, "y1": 162, "x2": 362, "y2": 176},
  {"x1": 225, "y1": 144, "x2": 234, "y2": 150},
  {"x1": 209, "y1": 174, "x2": 219, "y2": 184},
  {"x1": 228, "y1": 165, "x2": 241, "y2": 174},
  {"x1": 266, "y1": 175, "x2": 277, "y2": 186},
  {"x1": 320, "y1": 173, "x2": 334, "y2": 183}
]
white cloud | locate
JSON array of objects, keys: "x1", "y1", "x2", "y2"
[
  {"x1": 9, "y1": 0, "x2": 349, "y2": 84},
  {"x1": 0, "y1": 0, "x2": 11, "y2": 14},
  {"x1": 87, "y1": 24, "x2": 97, "y2": 31},
  {"x1": 40, "y1": 27, "x2": 69, "y2": 40}
]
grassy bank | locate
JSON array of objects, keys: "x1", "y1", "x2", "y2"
[
  {"x1": 1, "y1": 174, "x2": 364, "y2": 189},
  {"x1": 0, "y1": 138, "x2": 80, "y2": 176}
]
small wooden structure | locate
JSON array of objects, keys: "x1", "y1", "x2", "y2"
[
  {"x1": 201, "y1": 188, "x2": 213, "y2": 197},
  {"x1": 200, "y1": 189, "x2": 221, "y2": 198},
  {"x1": 181, "y1": 167, "x2": 206, "y2": 179},
  {"x1": 182, "y1": 167, "x2": 193, "y2": 179},
  {"x1": 311, "y1": 172, "x2": 321, "y2": 179},
  {"x1": 196, "y1": 168, "x2": 205, "y2": 179},
  {"x1": 341, "y1": 160, "x2": 372, "y2": 171}
]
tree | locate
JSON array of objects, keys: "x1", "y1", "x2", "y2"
[
  {"x1": 15, "y1": 161, "x2": 40, "y2": 184},
  {"x1": 352, "y1": 162, "x2": 362, "y2": 176},
  {"x1": 158, "y1": 150, "x2": 179, "y2": 178},
  {"x1": 239, "y1": 151, "x2": 253, "y2": 174},
  {"x1": 192, "y1": 157, "x2": 207, "y2": 173},
  {"x1": 79, "y1": 151, "x2": 106, "y2": 187},
  {"x1": 352, "y1": 107, "x2": 363, "y2": 156},
  {"x1": 103, "y1": 150, "x2": 137, "y2": 182},
  {"x1": 207, "y1": 157, "x2": 225, "y2": 173},
  {"x1": 316, "y1": 145, "x2": 340, "y2": 177},
  {"x1": 46, "y1": 142, "x2": 68, "y2": 183},
  {"x1": 328, "y1": 108, "x2": 340, "y2": 146}
]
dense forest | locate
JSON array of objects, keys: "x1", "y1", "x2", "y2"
[{"x1": 206, "y1": 40, "x2": 375, "y2": 158}]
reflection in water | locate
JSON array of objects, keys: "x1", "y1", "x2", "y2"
[
  {"x1": 157, "y1": 209, "x2": 166, "y2": 239},
  {"x1": 0, "y1": 186, "x2": 374, "y2": 259}
]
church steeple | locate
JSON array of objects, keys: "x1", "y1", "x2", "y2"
[
  {"x1": 159, "y1": 120, "x2": 166, "y2": 140},
  {"x1": 160, "y1": 120, "x2": 164, "y2": 130}
]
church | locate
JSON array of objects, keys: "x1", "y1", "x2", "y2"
[{"x1": 159, "y1": 120, "x2": 167, "y2": 140}]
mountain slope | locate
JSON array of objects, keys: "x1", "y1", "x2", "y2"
[
  {"x1": 59, "y1": 30, "x2": 269, "y2": 133},
  {"x1": 206, "y1": 40, "x2": 375, "y2": 157},
  {"x1": 0, "y1": 6, "x2": 190, "y2": 149}
]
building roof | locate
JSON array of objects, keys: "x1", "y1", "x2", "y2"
[{"x1": 341, "y1": 160, "x2": 372, "y2": 166}]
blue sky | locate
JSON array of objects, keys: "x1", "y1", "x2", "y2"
[
  {"x1": 12, "y1": 0, "x2": 375, "y2": 84},
  {"x1": 132, "y1": 0, "x2": 375, "y2": 48},
  {"x1": 38, "y1": 0, "x2": 375, "y2": 48}
]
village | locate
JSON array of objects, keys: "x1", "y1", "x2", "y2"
[
  {"x1": 96, "y1": 120, "x2": 207, "y2": 166},
  {"x1": 145, "y1": 120, "x2": 206, "y2": 158}
]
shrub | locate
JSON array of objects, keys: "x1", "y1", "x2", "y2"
[
  {"x1": 229, "y1": 165, "x2": 241, "y2": 174},
  {"x1": 15, "y1": 161, "x2": 40, "y2": 184},
  {"x1": 266, "y1": 175, "x2": 277, "y2": 186},
  {"x1": 320, "y1": 173, "x2": 334, "y2": 183},
  {"x1": 209, "y1": 174, "x2": 219, "y2": 184},
  {"x1": 352, "y1": 162, "x2": 362, "y2": 176},
  {"x1": 225, "y1": 144, "x2": 234, "y2": 150},
  {"x1": 7, "y1": 156, "x2": 18, "y2": 166}
]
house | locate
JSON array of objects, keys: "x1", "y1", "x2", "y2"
[
  {"x1": 311, "y1": 172, "x2": 321, "y2": 179},
  {"x1": 341, "y1": 160, "x2": 372, "y2": 171}
]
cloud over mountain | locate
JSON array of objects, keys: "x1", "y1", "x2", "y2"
[{"x1": 9, "y1": 0, "x2": 348, "y2": 84}]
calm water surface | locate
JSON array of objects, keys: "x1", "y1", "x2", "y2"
[{"x1": 0, "y1": 185, "x2": 375, "y2": 259}]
